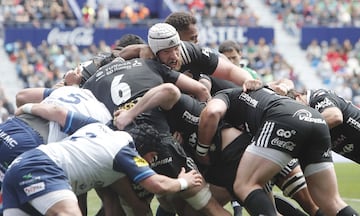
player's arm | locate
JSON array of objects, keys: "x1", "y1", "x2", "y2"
[
  {"x1": 197, "y1": 98, "x2": 227, "y2": 162},
  {"x1": 114, "y1": 145, "x2": 202, "y2": 195},
  {"x1": 139, "y1": 168, "x2": 202, "y2": 195},
  {"x1": 16, "y1": 103, "x2": 98, "y2": 134},
  {"x1": 16, "y1": 88, "x2": 54, "y2": 107},
  {"x1": 174, "y1": 73, "x2": 211, "y2": 102},
  {"x1": 320, "y1": 107, "x2": 343, "y2": 129},
  {"x1": 117, "y1": 44, "x2": 154, "y2": 60},
  {"x1": 114, "y1": 83, "x2": 181, "y2": 130},
  {"x1": 211, "y1": 57, "x2": 254, "y2": 86}
]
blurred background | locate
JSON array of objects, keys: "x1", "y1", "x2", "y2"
[{"x1": 0, "y1": 0, "x2": 359, "y2": 162}]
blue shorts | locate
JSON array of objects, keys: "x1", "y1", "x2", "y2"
[
  {"x1": 2, "y1": 149, "x2": 71, "y2": 210},
  {"x1": 0, "y1": 117, "x2": 44, "y2": 178}
]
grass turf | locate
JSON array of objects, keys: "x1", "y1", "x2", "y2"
[{"x1": 87, "y1": 162, "x2": 360, "y2": 215}]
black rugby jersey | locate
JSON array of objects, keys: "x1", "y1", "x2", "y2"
[
  {"x1": 308, "y1": 89, "x2": 360, "y2": 161},
  {"x1": 179, "y1": 41, "x2": 219, "y2": 79},
  {"x1": 213, "y1": 87, "x2": 296, "y2": 134},
  {"x1": 82, "y1": 58, "x2": 181, "y2": 133},
  {"x1": 82, "y1": 58, "x2": 180, "y2": 113}
]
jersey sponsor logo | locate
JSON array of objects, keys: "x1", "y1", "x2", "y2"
[
  {"x1": 346, "y1": 117, "x2": 360, "y2": 131},
  {"x1": 314, "y1": 97, "x2": 334, "y2": 110},
  {"x1": 239, "y1": 92, "x2": 258, "y2": 108},
  {"x1": 322, "y1": 148, "x2": 332, "y2": 158},
  {"x1": 276, "y1": 129, "x2": 296, "y2": 138},
  {"x1": 339, "y1": 143, "x2": 354, "y2": 154},
  {"x1": 150, "y1": 156, "x2": 173, "y2": 168},
  {"x1": 133, "y1": 156, "x2": 149, "y2": 167},
  {"x1": 182, "y1": 111, "x2": 200, "y2": 125},
  {"x1": 270, "y1": 138, "x2": 296, "y2": 151},
  {"x1": 332, "y1": 134, "x2": 347, "y2": 148},
  {"x1": 0, "y1": 129, "x2": 18, "y2": 149},
  {"x1": 19, "y1": 175, "x2": 41, "y2": 186},
  {"x1": 103, "y1": 61, "x2": 132, "y2": 77},
  {"x1": 132, "y1": 59, "x2": 142, "y2": 67},
  {"x1": 292, "y1": 109, "x2": 326, "y2": 124},
  {"x1": 24, "y1": 182, "x2": 45, "y2": 196}
]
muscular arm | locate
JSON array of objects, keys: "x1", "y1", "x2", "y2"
[
  {"x1": 211, "y1": 57, "x2": 254, "y2": 86},
  {"x1": 17, "y1": 103, "x2": 68, "y2": 127},
  {"x1": 16, "y1": 88, "x2": 46, "y2": 107},
  {"x1": 197, "y1": 98, "x2": 227, "y2": 153},
  {"x1": 114, "y1": 83, "x2": 181, "y2": 130},
  {"x1": 320, "y1": 107, "x2": 343, "y2": 129},
  {"x1": 175, "y1": 73, "x2": 211, "y2": 102},
  {"x1": 139, "y1": 168, "x2": 202, "y2": 195},
  {"x1": 117, "y1": 44, "x2": 154, "y2": 60}
]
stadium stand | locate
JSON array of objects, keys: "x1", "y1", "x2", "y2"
[{"x1": 1, "y1": 0, "x2": 359, "y2": 111}]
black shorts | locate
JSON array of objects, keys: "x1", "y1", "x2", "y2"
[
  {"x1": 254, "y1": 101, "x2": 333, "y2": 168},
  {"x1": 204, "y1": 132, "x2": 251, "y2": 193}
]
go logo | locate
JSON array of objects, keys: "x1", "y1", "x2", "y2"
[{"x1": 276, "y1": 129, "x2": 296, "y2": 138}]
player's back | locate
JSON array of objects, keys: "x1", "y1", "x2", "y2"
[
  {"x1": 36, "y1": 123, "x2": 130, "y2": 195},
  {"x1": 82, "y1": 58, "x2": 180, "y2": 114},
  {"x1": 42, "y1": 86, "x2": 112, "y2": 143}
]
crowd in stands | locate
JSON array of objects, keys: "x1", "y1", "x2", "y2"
[
  {"x1": 1, "y1": 0, "x2": 77, "y2": 28},
  {"x1": 306, "y1": 37, "x2": 360, "y2": 106},
  {"x1": 1, "y1": 0, "x2": 360, "y2": 123},
  {"x1": 173, "y1": 0, "x2": 259, "y2": 27},
  {"x1": 4, "y1": 39, "x2": 115, "y2": 90},
  {"x1": 264, "y1": 0, "x2": 360, "y2": 35}
]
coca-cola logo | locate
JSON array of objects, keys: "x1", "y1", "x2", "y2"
[{"x1": 47, "y1": 27, "x2": 94, "y2": 46}]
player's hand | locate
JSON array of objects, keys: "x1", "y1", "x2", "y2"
[
  {"x1": 177, "y1": 167, "x2": 202, "y2": 189},
  {"x1": 242, "y1": 79, "x2": 263, "y2": 92},
  {"x1": 113, "y1": 109, "x2": 133, "y2": 130},
  {"x1": 268, "y1": 83, "x2": 290, "y2": 96}
]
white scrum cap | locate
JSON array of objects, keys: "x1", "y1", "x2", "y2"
[{"x1": 148, "y1": 23, "x2": 181, "y2": 55}]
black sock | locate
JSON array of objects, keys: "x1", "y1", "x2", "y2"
[
  {"x1": 232, "y1": 200, "x2": 243, "y2": 216},
  {"x1": 243, "y1": 189, "x2": 277, "y2": 216},
  {"x1": 336, "y1": 206, "x2": 359, "y2": 216}
]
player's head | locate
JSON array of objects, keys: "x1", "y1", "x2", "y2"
[
  {"x1": 218, "y1": 40, "x2": 242, "y2": 66},
  {"x1": 165, "y1": 12, "x2": 198, "y2": 44},
  {"x1": 148, "y1": 23, "x2": 182, "y2": 70},
  {"x1": 114, "y1": 34, "x2": 146, "y2": 51},
  {"x1": 126, "y1": 123, "x2": 162, "y2": 156},
  {"x1": 286, "y1": 89, "x2": 307, "y2": 104}
]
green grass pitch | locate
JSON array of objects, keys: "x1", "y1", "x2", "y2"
[{"x1": 87, "y1": 162, "x2": 360, "y2": 215}]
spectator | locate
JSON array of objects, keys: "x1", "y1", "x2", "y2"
[
  {"x1": 81, "y1": 3, "x2": 95, "y2": 27},
  {"x1": 137, "y1": 3, "x2": 150, "y2": 21},
  {"x1": 95, "y1": 3, "x2": 110, "y2": 28}
]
